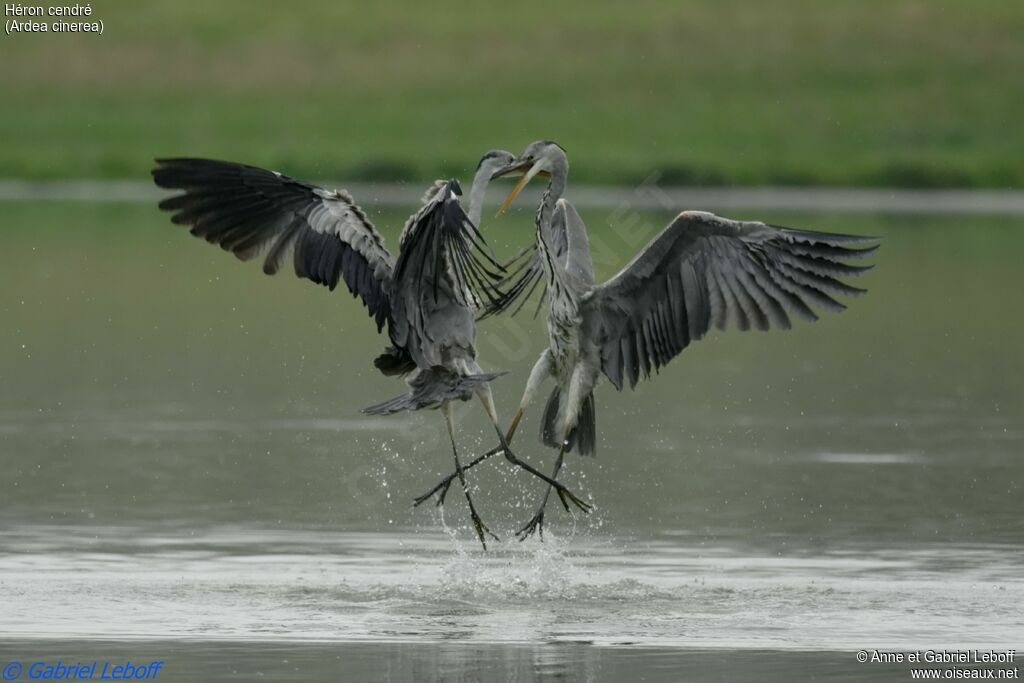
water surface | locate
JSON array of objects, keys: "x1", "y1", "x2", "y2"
[{"x1": 1, "y1": 203, "x2": 1021, "y2": 679}]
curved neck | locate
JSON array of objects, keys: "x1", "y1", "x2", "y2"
[
  {"x1": 467, "y1": 163, "x2": 497, "y2": 228},
  {"x1": 537, "y1": 156, "x2": 568, "y2": 248},
  {"x1": 535, "y1": 156, "x2": 574, "y2": 308}
]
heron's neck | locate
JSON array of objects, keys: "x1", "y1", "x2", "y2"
[
  {"x1": 536, "y1": 167, "x2": 567, "y2": 247},
  {"x1": 467, "y1": 164, "x2": 495, "y2": 228},
  {"x1": 535, "y1": 168, "x2": 574, "y2": 309}
]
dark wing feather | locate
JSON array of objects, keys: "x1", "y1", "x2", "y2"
[
  {"x1": 479, "y1": 200, "x2": 572, "y2": 320},
  {"x1": 391, "y1": 180, "x2": 505, "y2": 311},
  {"x1": 387, "y1": 180, "x2": 507, "y2": 367},
  {"x1": 478, "y1": 246, "x2": 545, "y2": 319},
  {"x1": 152, "y1": 158, "x2": 394, "y2": 332},
  {"x1": 586, "y1": 210, "x2": 879, "y2": 390}
]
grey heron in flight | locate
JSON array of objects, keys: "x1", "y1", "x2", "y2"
[
  {"x1": 151, "y1": 152, "x2": 585, "y2": 549},
  {"x1": 418, "y1": 140, "x2": 879, "y2": 540}
]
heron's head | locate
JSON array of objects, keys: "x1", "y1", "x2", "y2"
[
  {"x1": 475, "y1": 149, "x2": 515, "y2": 178},
  {"x1": 491, "y1": 140, "x2": 567, "y2": 215}
]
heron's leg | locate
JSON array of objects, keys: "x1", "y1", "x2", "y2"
[
  {"x1": 517, "y1": 366, "x2": 594, "y2": 541},
  {"x1": 413, "y1": 353, "x2": 552, "y2": 507},
  {"x1": 442, "y1": 402, "x2": 498, "y2": 549},
  {"x1": 504, "y1": 350, "x2": 553, "y2": 443},
  {"x1": 516, "y1": 442, "x2": 569, "y2": 542},
  {"x1": 494, "y1": 429, "x2": 589, "y2": 514},
  {"x1": 413, "y1": 444, "x2": 504, "y2": 507},
  {"x1": 476, "y1": 373, "x2": 589, "y2": 513},
  {"x1": 412, "y1": 386, "x2": 520, "y2": 507}
]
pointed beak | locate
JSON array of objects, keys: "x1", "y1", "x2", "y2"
[
  {"x1": 492, "y1": 159, "x2": 546, "y2": 216},
  {"x1": 491, "y1": 158, "x2": 528, "y2": 180}
]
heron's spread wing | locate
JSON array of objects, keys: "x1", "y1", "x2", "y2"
[
  {"x1": 587, "y1": 210, "x2": 879, "y2": 390},
  {"x1": 152, "y1": 158, "x2": 394, "y2": 332}
]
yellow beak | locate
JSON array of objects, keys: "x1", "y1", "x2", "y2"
[{"x1": 495, "y1": 160, "x2": 546, "y2": 217}]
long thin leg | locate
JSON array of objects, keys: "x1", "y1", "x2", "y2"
[
  {"x1": 411, "y1": 402, "x2": 529, "y2": 507},
  {"x1": 516, "y1": 442, "x2": 569, "y2": 541},
  {"x1": 501, "y1": 444, "x2": 589, "y2": 513},
  {"x1": 442, "y1": 402, "x2": 498, "y2": 550},
  {"x1": 414, "y1": 444, "x2": 503, "y2": 507},
  {"x1": 479, "y1": 381, "x2": 590, "y2": 513},
  {"x1": 413, "y1": 353, "x2": 568, "y2": 507},
  {"x1": 518, "y1": 365, "x2": 593, "y2": 541},
  {"x1": 415, "y1": 383, "x2": 589, "y2": 513}
]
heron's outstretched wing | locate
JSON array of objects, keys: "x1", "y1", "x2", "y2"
[
  {"x1": 152, "y1": 158, "x2": 394, "y2": 332},
  {"x1": 586, "y1": 210, "x2": 879, "y2": 390}
]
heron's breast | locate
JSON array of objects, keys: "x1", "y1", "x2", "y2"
[{"x1": 547, "y1": 311, "x2": 581, "y2": 370}]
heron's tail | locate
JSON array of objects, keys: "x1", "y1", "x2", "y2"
[
  {"x1": 541, "y1": 387, "x2": 596, "y2": 456},
  {"x1": 362, "y1": 367, "x2": 506, "y2": 415},
  {"x1": 373, "y1": 345, "x2": 417, "y2": 377}
]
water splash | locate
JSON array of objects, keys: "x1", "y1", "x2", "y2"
[{"x1": 436, "y1": 533, "x2": 583, "y2": 600}]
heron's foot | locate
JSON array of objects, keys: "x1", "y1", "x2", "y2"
[
  {"x1": 555, "y1": 485, "x2": 593, "y2": 514},
  {"x1": 412, "y1": 473, "x2": 457, "y2": 508},
  {"x1": 516, "y1": 510, "x2": 545, "y2": 542},
  {"x1": 501, "y1": 451, "x2": 591, "y2": 514},
  {"x1": 470, "y1": 508, "x2": 500, "y2": 550}
]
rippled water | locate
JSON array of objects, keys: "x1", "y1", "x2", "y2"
[
  {"x1": 1, "y1": 204, "x2": 1022, "y2": 679},
  {"x1": 2, "y1": 526, "x2": 1021, "y2": 648}
]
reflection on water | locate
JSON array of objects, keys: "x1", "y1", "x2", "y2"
[{"x1": 1, "y1": 204, "x2": 1022, "y2": 677}]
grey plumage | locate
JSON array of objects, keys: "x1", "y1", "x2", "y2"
[
  {"x1": 588, "y1": 211, "x2": 878, "y2": 390},
  {"x1": 387, "y1": 179, "x2": 504, "y2": 371},
  {"x1": 483, "y1": 140, "x2": 879, "y2": 539},
  {"x1": 153, "y1": 153, "x2": 524, "y2": 549},
  {"x1": 153, "y1": 158, "x2": 393, "y2": 331},
  {"x1": 363, "y1": 368, "x2": 507, "y2": 415},
  {"x1": 152, "y1": 158, "x2": 504, "y2": 410},
  {"x1": 541, "y1": 385, "x2": 595, "y2": 455}
]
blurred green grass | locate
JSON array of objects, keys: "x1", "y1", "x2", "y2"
[{"x1": 3, "y1": 0, "x2": 1023, "y2": 187}]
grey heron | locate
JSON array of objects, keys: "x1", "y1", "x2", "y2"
[
  {"x1": 419, "y1": 140, "x2": 879, "y2": 540},
  {"x1": 151, "y1": 153, "x2": 584, "y2": 549}
]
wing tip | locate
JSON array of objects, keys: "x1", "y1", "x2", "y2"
[{"x1": 772, "y1": 225, "x2": 883, "y2": 245}]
